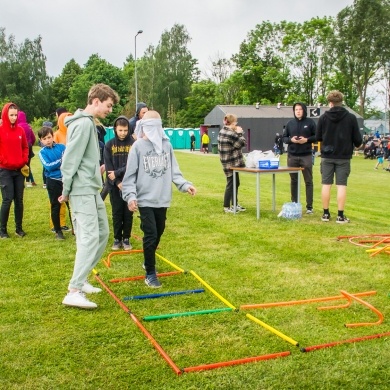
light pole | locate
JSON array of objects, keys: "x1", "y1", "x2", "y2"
[{"x1": 134, "y1": 30, "x2": 143, "y2": 110}]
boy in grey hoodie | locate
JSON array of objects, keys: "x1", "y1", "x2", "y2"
[
  {"x1": 59, "y1": 83, "x2": 119, "y2": 309},
  {"x1": 122, "y1": 110, "x2": 196, "y2": 288}
]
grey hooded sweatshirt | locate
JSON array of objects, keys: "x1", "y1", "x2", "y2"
[
  {"x1": 61, "y1": 109, "x2": 102, "y2": 197},
  {"x1": 121, "y1": 138, "x2": 192, "y2": 208}
]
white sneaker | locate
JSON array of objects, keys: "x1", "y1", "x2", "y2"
[
  {"x1": 81, "y1": 281, "x2": 102, "y2": 294},
  {"x1": 62, "y1": 291, "x2": 97, "y2": 309},
  {"x1": 224, "y1": 207, "x2": 235, "y2": 213}
]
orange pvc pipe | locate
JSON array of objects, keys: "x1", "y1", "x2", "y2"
[
  {"x1": 301, "y1": 331, "x2": 390, "y2": 352},
  {"x1": 369, "y1": 245, "x2": 390, "y2": 258},
  {"x1": 371, "y1": 237, "x2": 390, "y2": 248},
  {"x1": 183, "y1": 351, "x2": 290, "y2": 372},
  {"x1": 358, "y1": 239, "x2": 390, "y2": 244},
  {"x1": 94, "y1": 271, "x2": 131, "y2": 312},
  {"x1": 337, "y1": 234, "x2": 390, "y2": 240},
  {"x1": 93, "y1": 271, "x2": 182, "y2": 375},
  {"x1": 128, "y1": 312, "x2": 182, "y2": 375},
  {"x1": 317, "y1": 300, "x2": 352, "y2": 310},
  {"x1": 103, "y1": 249, "x2": 144, "y2": 268},
  {"x1": 109, "y1": 271, "x2": 182, "y2": 283},
  {"x1": 340, "y1": 290, "x2": 384, "y2": 328},
  {"x1": 240, "y1": 291, "x2": 376, "y2": 310}
]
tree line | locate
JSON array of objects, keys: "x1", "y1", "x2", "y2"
[{"x1": 1, "y1": 0, "x2": 389, "y2": 129}]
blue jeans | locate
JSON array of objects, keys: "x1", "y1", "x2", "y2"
[{"x1": 0, "y1": 168, "x2": 25, "y2": 232}]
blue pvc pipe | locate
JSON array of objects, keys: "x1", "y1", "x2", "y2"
[{"x1": 123, "y1": 288, "x2": 205, "y2": 301}]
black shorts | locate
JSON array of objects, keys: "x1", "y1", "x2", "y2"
[{"x1": 320, "y1": 158, "x2": 351, "y2": 186}]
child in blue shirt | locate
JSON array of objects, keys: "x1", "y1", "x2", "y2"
[
  {"x1": 374, "y1": 144, "x2": 384, "y2": 170},
  {"x1": 38, "y1": 126, "x2": 69, "y2": 240}
]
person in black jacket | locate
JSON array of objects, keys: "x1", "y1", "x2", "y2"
[
  {"x1": 283, "y1": 103, "x2": 316, "y2": 214},
  {"x1": 316, "y1": 90, "x2": 362, "y2": 224},
  {"x1": 103, "y1": 116, "x2": 135, "y2": 250},
  {"x1": 129, "y1": 102, "x2": 148, "y2": 135}
]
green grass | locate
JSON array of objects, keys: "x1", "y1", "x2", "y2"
[{"x1": 1, "y1": 149, "x2": 390, "y2": 389}]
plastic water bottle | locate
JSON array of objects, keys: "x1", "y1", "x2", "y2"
[{"x1": 278, "y1": 202, "x2": 302, "y2": 219}]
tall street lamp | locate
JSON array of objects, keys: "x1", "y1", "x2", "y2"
[{"x1": 134, "y1": 30, "x2": 143, "y2": 110}]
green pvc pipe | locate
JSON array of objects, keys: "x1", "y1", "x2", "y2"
[{"x1": 143, "y1": 307, "x2": 233, "y2": 321}]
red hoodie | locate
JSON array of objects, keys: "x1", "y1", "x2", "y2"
[{"x1": 0, "y1": 103, "x2": 29, "y2": 170}]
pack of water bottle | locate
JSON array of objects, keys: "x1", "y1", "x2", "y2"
[{"x1": 278, "y1": 202, "x2": 302, "y2": 220}]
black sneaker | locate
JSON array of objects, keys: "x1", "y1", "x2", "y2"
[
  {"x1": 336, "y1": 216, "x2": 350, "y2": 224},
  {"x1": 15, "y1": 230, "x2": 26, "y2": 237},
  {"x1": 61, "y1": 226, "x2": 70, "y2": 231},
  {"x1": 145, "y1": 274, "x2": 162, "y2": 288},
  {"x1": 321, "y1": 213, "x2": 330, "y2": 222},
  {"x1": 55, "y1": 231, "x2": 65, "y2": 240},
  {"x1": 0, "y1": 230, "x2": 10, "y2": 239}
]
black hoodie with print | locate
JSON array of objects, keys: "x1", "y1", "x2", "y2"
[
  {"x1": 282, "y1": 103, "x2": 316, "y2": 156},
  {"x1": 103, "y1": 116, "x2": 134, "y2": 188}
]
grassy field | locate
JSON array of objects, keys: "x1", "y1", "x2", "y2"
[{"x1": 1, "y1": 148, "x2": 389, "y2": 389}]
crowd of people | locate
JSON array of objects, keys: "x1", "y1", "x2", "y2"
[
  {"x1": 218, "y1": 91, "x2": 363, "y2": 226},
  {"x1": 0, "y1": 87, "x2": 366, "y2": 309},
  {"x1": 0, "y1": 84, "x2": 197, "y2": 309}
]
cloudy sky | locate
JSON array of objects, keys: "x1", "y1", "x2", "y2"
[{"x1": 1, "y1": 0, "x2": 354, "y2": 77}]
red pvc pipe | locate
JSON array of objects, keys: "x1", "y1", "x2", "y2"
[
  {"x1": 94, "y1": 273, "x2": 182, "y2": 375},
  {"x1": 110, "y1": 271, "x2": 181, "y2": 283},
  {"x1": 301, "y1": 331, "x2": 390, "y2": 352},
  {"x1": 183, "y1": 351, "x2": 291, "y2": 372}
]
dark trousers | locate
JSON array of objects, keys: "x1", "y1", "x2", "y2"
[
  {"x1": 223, "y1": 174, "x2": 240, "y2": 208},
  {"x1": 0, "y1": 168, "x2": 25, "y2": 232},
  {"x1": 42, "y1": 168, "x2": 46, "y2": 185},
  {"x1": 109, "y1": 185, "x2": 133, "y2": 241},
  {"x1": 46, "y1": 177, "x2": 65, "y2": 233},
  {"x1": 139, "y1": 207, "x2": 167, "y2": 275},
  {"x1": 287, "y1": 154, "x2": 313, "y2": 209}
]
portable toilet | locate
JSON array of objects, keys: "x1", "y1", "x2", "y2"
[
  {"x1": 174, "y1": 128, "x2": 186, "y2": 149},
  {"x1": 164, "y1": 128, "x2": 175, "y2": 148},
  {"x1": 104, "y1": 126, "x2": 115, "y2": 143}
]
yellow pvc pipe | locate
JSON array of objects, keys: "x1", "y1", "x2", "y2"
[
  {"x1": 155, "y1": 252, "x2": 185, "y2": 273},
  {"x1": 189, "y1": 270, "x2": 236, "y2": 310},
  {"x1": 246, "y1": 313, "x2": 299, "y2": 346}
]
